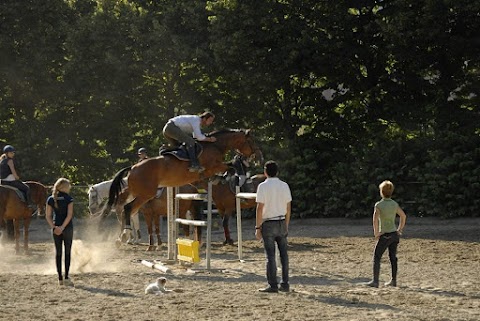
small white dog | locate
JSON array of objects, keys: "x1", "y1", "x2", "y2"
[{"x1": 145, "y1": 277, "x2": 172, "y2": 295}]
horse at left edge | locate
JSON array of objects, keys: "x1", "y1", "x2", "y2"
[
  {"x1": 103, "y1": 129, "x2": 263, "y2": 242},
  {"x1": 0, "y1": 181, "x2": 49, "y2": 254}
]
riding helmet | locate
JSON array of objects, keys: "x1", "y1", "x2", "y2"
[
  {"x1": 3, "y1": 145, "x2": 15, "y2": 153},
  {"x1": 138, "y1": 147, "x2": 147, "y2": 154}
]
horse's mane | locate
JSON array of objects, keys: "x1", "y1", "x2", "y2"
[
  {"x1": 206, "y1": 129, "x2": 246, "y2": 137},
  {"x1": 25, "y1": 181, "x2": 47, "y2": 188}
]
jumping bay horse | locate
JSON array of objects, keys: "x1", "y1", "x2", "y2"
[
  {"x1": 120, "y1": 185, "x2": 202, "y2": 251},
  {"x1": 0, "y1": 181, "x2": 48, "y2": 254},
  {"x1": 104, "y1": 129, "x2": 262, "y2": 242},
  {"x1": 91, "y1": 180, "x2": 201, "y2": 249}
]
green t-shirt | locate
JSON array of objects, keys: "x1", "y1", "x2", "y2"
[{"x1": 375, "y1": 198, "x2": 398, "y2": 233}]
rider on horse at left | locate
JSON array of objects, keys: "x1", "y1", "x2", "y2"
[{"x1": 0, "y1": 145, "x2": 36, "y2": 208}]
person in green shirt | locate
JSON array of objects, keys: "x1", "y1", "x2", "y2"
[{"x1": 367, "y1": 180, "x2": 407, "y2": 288}]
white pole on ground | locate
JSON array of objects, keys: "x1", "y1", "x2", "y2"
[{"x1": 235, "y1": 185, "x2": 243, "y2": 260}]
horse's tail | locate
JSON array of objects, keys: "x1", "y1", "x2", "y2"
[{"x1": 102, "y1": 166, "x2": 131, "y2": 216}]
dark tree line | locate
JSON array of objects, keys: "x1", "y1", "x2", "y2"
[{"x1": 1, "y1": 0, "x2": 479, "y2": 218}]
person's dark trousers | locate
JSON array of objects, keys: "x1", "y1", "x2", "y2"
[
  {"x1": 53, "y1": 226, "x2": 73, "y2": 280},
  {"x1": 2, "y1": 180, "x2": 31, "y2": 204},
  {"x1": 372, "y1": 232, "x2": 399, "y2": 283},
  {"x1": 261, "y1": 220, "x2": 289, "y2": 289}
]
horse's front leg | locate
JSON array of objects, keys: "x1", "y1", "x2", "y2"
[
  {"x1": 23, "y1": 216, "x2": 31, "y2": 255},
  {"x1": 144, "y1": 212, "x2": 156, "y2": 252},
  {"x1": 13, "y1": 219, "x2": 20, "y2": 255},
  {"x1": 154, "y1": 212, "x2": 162, "y2": 250}
]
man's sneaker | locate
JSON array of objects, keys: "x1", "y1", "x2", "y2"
[
  {"x1": 385, "y1": 279, "x2": 396, "y2": 287},
  {"x1": 258, "y1": 286, "x2": 278, "y2": 293},
  {"x1": 278, "y1": 285, "x2": 290, "y2": 292},
  {"x1": 366, "y1": 280, "x2": 379, "y2": 288}
]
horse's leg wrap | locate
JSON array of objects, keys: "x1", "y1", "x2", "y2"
[{"x1": 222, "y1": 216, "x2": 232, "y2": 244}]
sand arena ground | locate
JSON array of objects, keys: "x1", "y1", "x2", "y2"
[{"x1": 0, "y1": 215, "x2": 479, "y2": 321}]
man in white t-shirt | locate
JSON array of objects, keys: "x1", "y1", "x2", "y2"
[
  {"x1": 255, "y1": 160, "x2": 292, "y2": 293},
  {"x1": 162, "y1": 111, "x2": 216, "y2": 172}
]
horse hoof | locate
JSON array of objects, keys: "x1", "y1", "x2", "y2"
[
  {"x1": 223, "y1": 239, "x2": 234, "y2": 246},
  {"x1": 146, "y1": 246, "x2": 156, "y2": 252},
  {"x1": 121, "y1": 234, "x2": 129, "y2": 243},
  {"x1": 115, "y1": 240, "x2": 122, "y2": 248}
]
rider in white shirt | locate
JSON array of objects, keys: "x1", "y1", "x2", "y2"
[{"x1": 162, "y1": 112, "x2": 216, "y2": 172}]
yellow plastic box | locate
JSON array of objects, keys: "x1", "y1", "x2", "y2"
[{"x1": 176, "y1": 238, "x2": 200, "y2": 263}]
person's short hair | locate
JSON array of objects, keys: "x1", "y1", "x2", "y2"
[
  {"x1": 199, "y1": 111, "x2": 215, "y2": 120},
  {"x1": 379, "y1": 180, "x2": 394, "y2": 198},
  {"x1": 264, "y1": 160, "x2": 278, "y2": 177}
]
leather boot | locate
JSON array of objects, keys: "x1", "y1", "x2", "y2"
[
  {"x1": 187, "y1": 146, "x2": 204, "y2": 172},
  {"x1": 367, "y1": 259, "x2": 380, "y2": 287},
  {"x1": 25, "y1": 191, "x2": 37, "y2": 210}
]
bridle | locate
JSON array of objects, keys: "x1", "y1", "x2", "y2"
[
  {"x1": 243, "y1": 132, "x2": 262, "y2": 162},
  {"x1": 88, "y1": 186, "x2": 102, "y2": 212}
]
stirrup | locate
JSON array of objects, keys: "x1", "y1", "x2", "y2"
[{"x1": 189, "y1": 164, "x2": 205, "y2": 173}]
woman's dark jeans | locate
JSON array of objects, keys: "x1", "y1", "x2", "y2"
[
  {"x1": 373, "y1": 231, "x2": 399, "y2": 283},
  {"x1": 53, "y1": 226, "x2": 73, "y2": 280}
]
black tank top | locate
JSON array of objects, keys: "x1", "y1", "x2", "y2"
[{"x1": 0, "y1": 158, "x2": 13, "y2": 179}]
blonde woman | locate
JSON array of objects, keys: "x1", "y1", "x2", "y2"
[
  {"x1": 45, "y1": 178, "x2": 74, "y2": 286},
  {"x1": 367, "y1": 180, "x2": 407, "y2": 288}
]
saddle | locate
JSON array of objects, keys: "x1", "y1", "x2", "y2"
[
  {"x1": 215, "y1": 174, "x2": 254, "y2": 194},
  {"x1": 0, "y1": 180, "x2": 27, "y2": 203},
  {"x1": 159, "y1": 143, "x2": 203, "y2": 162}
]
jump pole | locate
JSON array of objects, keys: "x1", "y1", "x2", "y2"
[
  {"x1": 235, "y1": 190, "x2": 257, "y2": 261},
  {"x1": 167, "y1": 186, "x2": 177, "y2": 262},
  {"x1": 173, "y1": 181, "x2": 213, "y2": 270}
]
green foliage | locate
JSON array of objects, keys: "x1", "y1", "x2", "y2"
[{"x1": 0, "y1": 0, "x2": 479, "y2": 218}]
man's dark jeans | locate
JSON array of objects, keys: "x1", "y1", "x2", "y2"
[{"x1": 261, "y1": 220, "x2": 289, "y2": 288}]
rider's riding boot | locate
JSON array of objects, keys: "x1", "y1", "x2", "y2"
[
  {"x1": 187, "y1": 146, "x2": 204, "y2": 173},
  {"x1": 26, "y1": 191, "x2": 36, "y2": 210}
]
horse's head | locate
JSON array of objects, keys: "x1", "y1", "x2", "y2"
[
  {"x1": 25, "y1": 181, "x2": 48, "y2": 215},
  {"x1": 237, "y1": 129, "x2": 263, "y2": 164},
  {"x1": 88, "y1": 185, "x2": 102, "y2": 215},
  {"x1": 209, "y1": 129, "x2": 263, "y2": 163}
]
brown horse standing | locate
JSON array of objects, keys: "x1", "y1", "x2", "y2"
[
  {"x1": 205, "y1": 174, "x2": 266, "y2": 245},
  {"x1": 104, "y1": 129, "x2": 262, "y2": 242},
  {"x1": 141, "y1": 184, "x2": 201, "y2": 251},
  {"x1": 0, "y1": 181, "x2": 48, "y2": 254},
  {"x1": 115, "y1": 184, "x2": 201, "y2": 251}
]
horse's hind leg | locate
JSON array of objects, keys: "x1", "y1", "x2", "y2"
[
  {"x1": 127, "y1": 213, "x2": 140, "y2": 245},
  {"x1": 222, "y1": 213, "x2": 234, "y2": 246},
  {"x1": 121, "y1": 202, "x2": 134, "y2": 243},
  {"x1": 122, "y1": 196, "x2": 152, "y2": 245}
]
